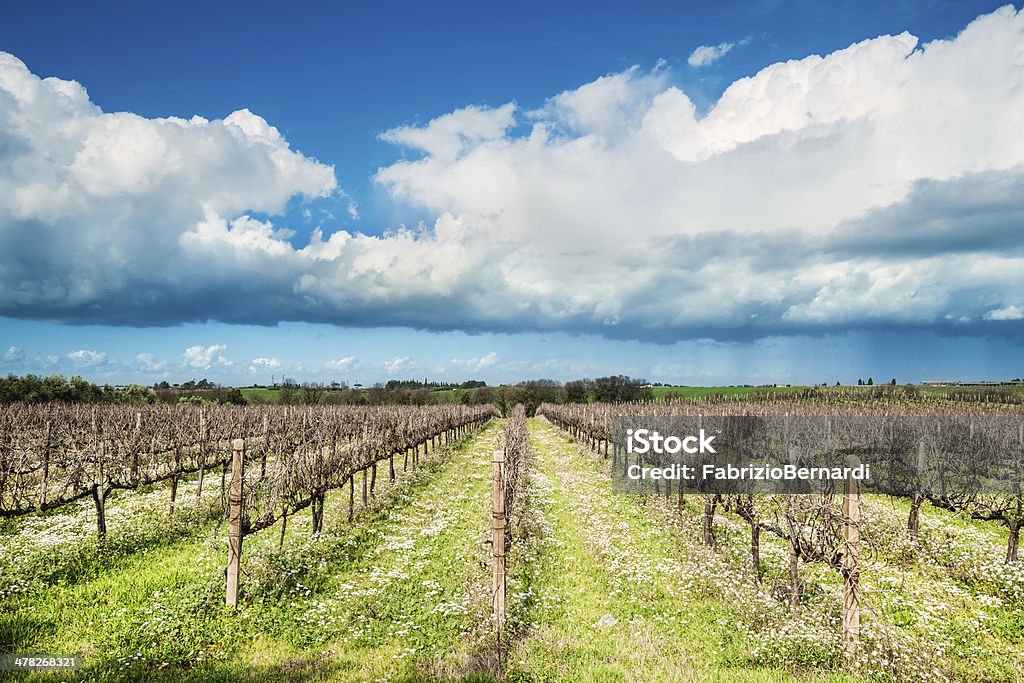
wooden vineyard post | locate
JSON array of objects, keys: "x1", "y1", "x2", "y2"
[
  {"x1": 279, "y1": 511, "x2": 287, "y2": 550},
  {"x1": 169, "y1": 443, "x2": 180, "y2": 516},
  {"x1": 90, "y1": 409, "x2": 108, "y2": 540},
  {"x1": 196, "y1": 409, "x2": 206, "y2": 500},
  {"x1": 362, "y1": 467, "x2": 368, "y2": 506},
  {"x1": 842, "y1": 456, "x2": 861, "y2": 660},
  {"x1": 786, "y1": 446, "x2": 800, "y2": 615},
  {"x1": 226, "y1": 438, "x2": 245, "y2": 608},
  {"x1": 132, "y1": 412, "x2": 142, "y2": 487},
  {"x1": 908, "y1": 441, "x2": 926, "y2": 540},
  {"x1": 261, "y1": 413, "x2": 269, "y2": 479},
  {"x1": 348, "y1": 474, "x2": 355, "y2": 522},
  {"x1": 40, "y1": 419, "x2": 51, "y2": 508},
  {"x1": 492, "y1": 450, "x2": 506, "y2": 648},
  {"x1": 311, "y1": 494, "x2": 324, "y2": 536}
]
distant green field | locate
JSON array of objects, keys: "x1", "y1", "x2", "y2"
[
  {"x1": 917, "y1": 383, "x2": 1024, "y2": 396},
  {"x1": 240, "y1": 386, "x2": 812, "y2": 405},
  {"x1": 651, "y1": 385, "x2": 807, "y2": 400},
  {"x1": 239, "y1": 387, "x2": 280, "y2": 403},
  {"x1": 241, "y1": 386, "x2": 806, "y2": 404},
  {"x1": 241, "y1": 383, "x2": 1023, "y2": 406}
]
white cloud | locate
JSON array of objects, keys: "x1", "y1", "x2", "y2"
[
  {"x1": 367, "y1": 7, "x2": 1024, "y2": 337},
  {"x1": 67, "y1": 349, "x2": 106, "y2": 366},
  {"x1": 325, "y1": 355, "x2": 358, "y2": 372},
  {"x1": 383, "y1": 356, "x2": 411, "y2": 373},
  {"x1": 688, "y1": 41, "x2": 735, "y2": 67},
  {"x1": 135, "y1": 352, "x2": 167, "y2": 372},
  {"x1": 3, "y1": 346, "x2": 24, "y2": 362},
  {"x1": 0, "y1": 49, "x2": 334, "y2": 318},
  {"x1": 453, "y1": 351, "x2": 499, "y2": 372},
  {"x1": 3, "y1": 8, "x2": 1024, "y2": 343},
  {"x1": 248, "y1": 356, "x2": 281, "y2": 373},
  {"x1": 984, "y1": 305, "x2": 1024, "y2": 321},
  {"x1": 473, "y1": 351, "x2": 499, "y2": 370},
  {"x1": 535, "y1": 66, "x2": 669, "y2": 138},
  {"x1": 380, "y1": 104, "x2": 516, "y2": 160},
  {"x1": 183, "y1": 344, "x2": 231, "y2": 370}
]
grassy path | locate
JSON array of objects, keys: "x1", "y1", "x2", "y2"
[
  {"x1": 254, "y1": 417, "x2": 503, "y2": 681},
  {"x1": 2, "y1": 420, "x2": 502, "y2": 682},
  {"x1": 504, "y1": 417, "x2": 854, "y2": 683}
]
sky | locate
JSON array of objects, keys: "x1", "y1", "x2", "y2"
[{"x1": 0, "y1": 0, "x2": 1022, "y2": 387}]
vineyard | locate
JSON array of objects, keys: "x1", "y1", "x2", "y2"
[{"x1": 1, "y1": 397, "x2": 1023, "y2": 681}]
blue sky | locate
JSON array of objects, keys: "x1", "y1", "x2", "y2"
[{"x1": 1, "y1": 1, "x2": 1022, "y2": 386}]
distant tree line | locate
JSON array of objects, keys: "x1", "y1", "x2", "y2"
[
  {"x1": 269, "y1": 375, "x2": 653, "y2": 416},
  {"x1": 494, "y1": 376, "x2": 653, "y2": 414},
  {"x1": 150, "y1": 378, "x2": 246, "y2": 405},
  {"x1": 1, "y1": 373, "x2": 654, "y2": 413},
  {"x1": 0, "y1": 374, "x2": 155, "y2": 404},
  {"x1": 382, "y1": 379, "x2": 486, "y2": 391},
  {"x1": 274, "y1": 383, "x2": 500, "y2": 408}
]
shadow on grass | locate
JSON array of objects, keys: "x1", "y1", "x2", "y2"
[{"x1": 0, "y1": 612, "x2": 53, "y2": 651}]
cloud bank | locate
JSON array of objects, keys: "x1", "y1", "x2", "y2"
[{"x1": 2, "y1": 7, "x2": 1024, "y2": 343}]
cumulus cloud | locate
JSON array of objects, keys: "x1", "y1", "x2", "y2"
[
  {"x1": 0, "y1": 50, "x2": 334, "y2": 325},
  {"x1": 688, "y1": 41, "x2": 735, "y2": 67},
  {"x1": 136, "y1": 352, "x2": 166, "y2": 372},
  {"x1": 325, "y1": 355, "x2": 358, "y2": 372},
  {"x1": 369, "y1": 6, "x2": 1024, "y2": 339},
  {"x1": 380, "y1": 104, "x2": 516, "y2": 161},
  {"x1": 248, "y1": 357, "x2": 281, "y2": 373},
  {"x1": 67, "y1": 349, "x2": 106, "y2": 366},
  {"x1": 453, "y1": 351, "x2": 499, "y2": 372},
  {"x1": 3, "y1": 345, "x2": 24, "y2": 362},
  {"x1": 383, "y1": 356, "x2": 411, "y2": 373},
  {"x1": 984, "y1": 305, "x2": 1024, "y2": 321},
  {"x1": 183, "y1": 344, "x2": 231, "y2": 370},
  {"x1": 472, "y1": 351, "x2": 499, "y2": 370},
  {"x1": 2, "y1": 7, "x2": 1024, "y2": 343}
]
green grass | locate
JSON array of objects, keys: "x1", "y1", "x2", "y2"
[{"x1": 239, "y1": 388, "x2": 281, "y2": 403}]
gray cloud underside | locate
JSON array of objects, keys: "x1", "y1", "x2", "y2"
[
  {"x1": 2, "y1": 6, "x2": 1024, "y2": 343},
  {"x1": 3, "y1": 169, "x2": 1023, "y2": 343}
]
